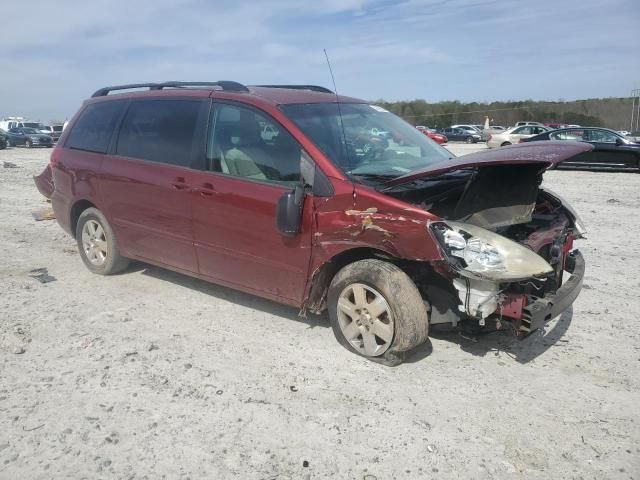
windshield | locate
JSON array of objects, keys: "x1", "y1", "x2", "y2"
[
  {"x1": 280, "y1": 103, "x2": 452, "y2": 182},
  {"x1": 23, "y1": 123, "x2": 43, "y2": 129}
]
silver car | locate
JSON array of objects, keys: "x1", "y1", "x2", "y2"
[{"x1": 486, "y1": 125, "x2": 549, "y2": 148}]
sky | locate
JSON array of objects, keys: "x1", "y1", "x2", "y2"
[{"x1": 1, "y1": 0, "x2": 638, "y2": 121}]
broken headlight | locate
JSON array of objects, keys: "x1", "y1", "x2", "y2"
[{"x1": 430, "y1": 221, "x2": 554, "y2": 281}]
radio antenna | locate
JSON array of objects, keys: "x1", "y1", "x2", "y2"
[{"x1": 323, "y1": 49, "x2": 351, "y2": 171}]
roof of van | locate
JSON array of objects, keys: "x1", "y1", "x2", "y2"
[{"x1": 87, "y1": 82, "x2": 365, "y2": 106}]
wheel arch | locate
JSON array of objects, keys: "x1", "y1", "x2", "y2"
[
  {"x1": 69, "y1": 199, "x2": 97, "y2": 239},
  {"x1": 304, "y1": 247, "x2": 393, "y2": 313},
  {"x1": 304, "y1": 246, "x2": 424, "y2": 314}
]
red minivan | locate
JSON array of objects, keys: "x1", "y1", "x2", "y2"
[{"x1": 35, "y1": 81, "x2": 588, "y2": 365}]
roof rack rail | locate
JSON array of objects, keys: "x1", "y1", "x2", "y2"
[
  {"x1": 91, "y1": 81, "x2": 249, "y2": 97},
  {"x1": 253, "y1": 84, "x2": 334, "y2": 94}
]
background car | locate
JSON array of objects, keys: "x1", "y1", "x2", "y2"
[
  {"x1": 20, "y1": 121, "x2": 52, "y2": 134},
  {"x1": 438, "y1": 127, "x2": 480, "y2": 143},
  {"x1": 514, "y1": 121, "x2": 545, "y2": 127},
  {"x1": 481, "y1": 125, "x2": 506, "y2": 141},
  {"x1": 486, "y1": 125, "x2": 549, "y2": 148},
  {"x1": 522, "y1": 127, "x2": 640, "y2": 170},
  {"x1": 49, "y1": 124, "x2": 64, "y2": 142},
  {"x1": 0, "y1": 129, "x2": 7, "y2": 149},
  {"x1": 544, "y1": 123, "x2": 569, "y2": 130},
  {"x1": 5, "y1": 127, "x2": 53, "y2": 148},
  {"x1": 451, "y1": 124, "x2": 482, "y2": 135},
  {"x1": 415, "y1": 126, "x2": 448, "y2": 144},
  {"x1": 426, "y1": 129, "x2": 448, "y2": 144}
]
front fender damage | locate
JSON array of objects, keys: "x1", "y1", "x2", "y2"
[{"x1": 301, "y1": 191, "x2": 443, "y2": 314}]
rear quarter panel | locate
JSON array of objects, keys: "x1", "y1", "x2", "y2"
[{"x1": 51, "y1": 149, "x2": 105, "y2": 235}]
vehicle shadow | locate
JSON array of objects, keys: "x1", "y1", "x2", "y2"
[
  {"x1": 125, "y1": 262, "x2": 572, "y2": 364},
  {"x1": 130, "y1": 262, "x2": 329, "y2": 329},
  {"x1": 410, "y1": 307, "x2": 574, "y2": 364}
]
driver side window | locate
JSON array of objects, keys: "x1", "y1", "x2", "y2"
[{"x1": 207, "y1": 104, "x2": 302, "y2": 186}]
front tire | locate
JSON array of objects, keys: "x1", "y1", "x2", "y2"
[
  {"x1": 466, "y1": 137, "x2": 473, "y2": 144},
  {"x1": 328, "y1": 259, "x2": 429, "y2": 366},
  {"x1": 501, "y1": 141, "x2": 512, "y2": 147},
  {"x1": 76, "y1": 207, "x2": 129, "y2": 275}
]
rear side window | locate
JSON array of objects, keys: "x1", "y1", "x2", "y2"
[
  {"x1": 116, "y1": 100, "x2": 202, "y2": 167},
  {"x1": 67, "y1": 101, "x2": 127, "y2": 153}
]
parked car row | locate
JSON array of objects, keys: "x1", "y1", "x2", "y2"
[
  {"x1": 415, "y1": 120, "x2": 596, "y2": 145},
  {"x1": 487, "y1": 124, "x2": 640, "y2": 170},
  {"x1": 0, "y1": 118, "x2": 64, "y2": 146}
]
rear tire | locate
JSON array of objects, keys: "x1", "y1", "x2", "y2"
[
  {"x1": 327, "y1": 259, "x2": 429, "y2": 366},
  {"x1": 501, "y1": 142, "x2": 512, "y2": 147},
  {"x1": 76, "y1": 207, "x2": 129, "y2": 275},
  {"x1": 25, "y1": 140, "x2": 32, "y2": 148}
]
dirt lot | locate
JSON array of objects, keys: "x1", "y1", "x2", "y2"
[{"x1": 1, "y1": 144, "x2": 639, "y2": 479}]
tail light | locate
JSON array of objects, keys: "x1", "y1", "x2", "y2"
[
  {"x1": 50, "y1": 146, "x2": 62, "y2": 167},
  {"x1": 518, "y1": 138, "x2": 526, "y2": 144},
  {"x1": 487, "y1": 134, "x2": 492, "y2": 141}
]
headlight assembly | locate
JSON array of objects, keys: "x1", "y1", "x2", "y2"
[{"x1": 430, "y1": 221, "x2": 553, "y2": 281}]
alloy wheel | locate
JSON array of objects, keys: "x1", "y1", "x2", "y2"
[
  {"x1": 336, "y1": 283, "x2": 394, "y2": 357},
  {"x1": 81, "y1": 220, "x2": 108, "y2": 266}
]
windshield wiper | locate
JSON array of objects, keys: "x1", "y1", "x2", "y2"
[{"x1": 349, "y1": 172, "x2": 399, "y2": 183}]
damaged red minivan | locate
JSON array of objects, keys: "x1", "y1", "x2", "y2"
[{"x1": 35, "y1": 81, "x2": 588, "y2": 365}]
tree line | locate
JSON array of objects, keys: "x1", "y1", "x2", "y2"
[{"x1": 374, "y1": 97, "x2": 634, "y2": 130}]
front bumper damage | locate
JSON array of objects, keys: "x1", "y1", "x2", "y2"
[
  {"x1": 444, "y1": 249, "x2": 585, "y2": 336},
  {"x1": 520, "y1": 250, "x2": 584, "y2": 334}
]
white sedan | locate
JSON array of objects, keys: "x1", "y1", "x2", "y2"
[{"x1": 486, "y1": 125, "x2": 549, "y2": 148}]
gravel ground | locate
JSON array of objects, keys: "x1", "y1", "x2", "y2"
[{"x1": 1, "y1": 144, "x2": 639, "y2": 479}]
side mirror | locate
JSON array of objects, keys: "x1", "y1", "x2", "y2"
[
  {"x1": 615, "y1": 137, "x2": 625, "y2": 146},
  {"x1": 276, "y1": 184, "x2": 305, "y2": 236}
]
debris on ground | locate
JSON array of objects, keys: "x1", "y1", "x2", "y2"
[
  {"x1": 3, "y1": 161, "x2": 18, "y2": 168},
  {"x1": 28, "y1": 267, "x2": 57, "y2": 283},
  {"x1": 31, "y1": 207, "x2": 56, "y2": 221}
]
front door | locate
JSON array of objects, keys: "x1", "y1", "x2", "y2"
[{"x1": 191, "y1": 102, "x2": 313, "y2": 304}]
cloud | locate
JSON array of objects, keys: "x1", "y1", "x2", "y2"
[{"x1": 0, "y1": 0, "x2": 638, "y2": 120}]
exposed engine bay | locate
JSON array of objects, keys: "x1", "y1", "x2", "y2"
[{"x1": 384, "y1": 163, "x2": 586, "y2": 335}]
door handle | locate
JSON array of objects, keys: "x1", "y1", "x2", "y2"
[
  {"x1": 171, "y1": 177, "x2": 191, "y2": 190},
  {"x1": 196, "y1": 182, "x2": 217, "y2": 197}
]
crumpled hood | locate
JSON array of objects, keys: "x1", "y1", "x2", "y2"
[{"x1": 384, "y1": 141, "x2": 594, "y2": 187}]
